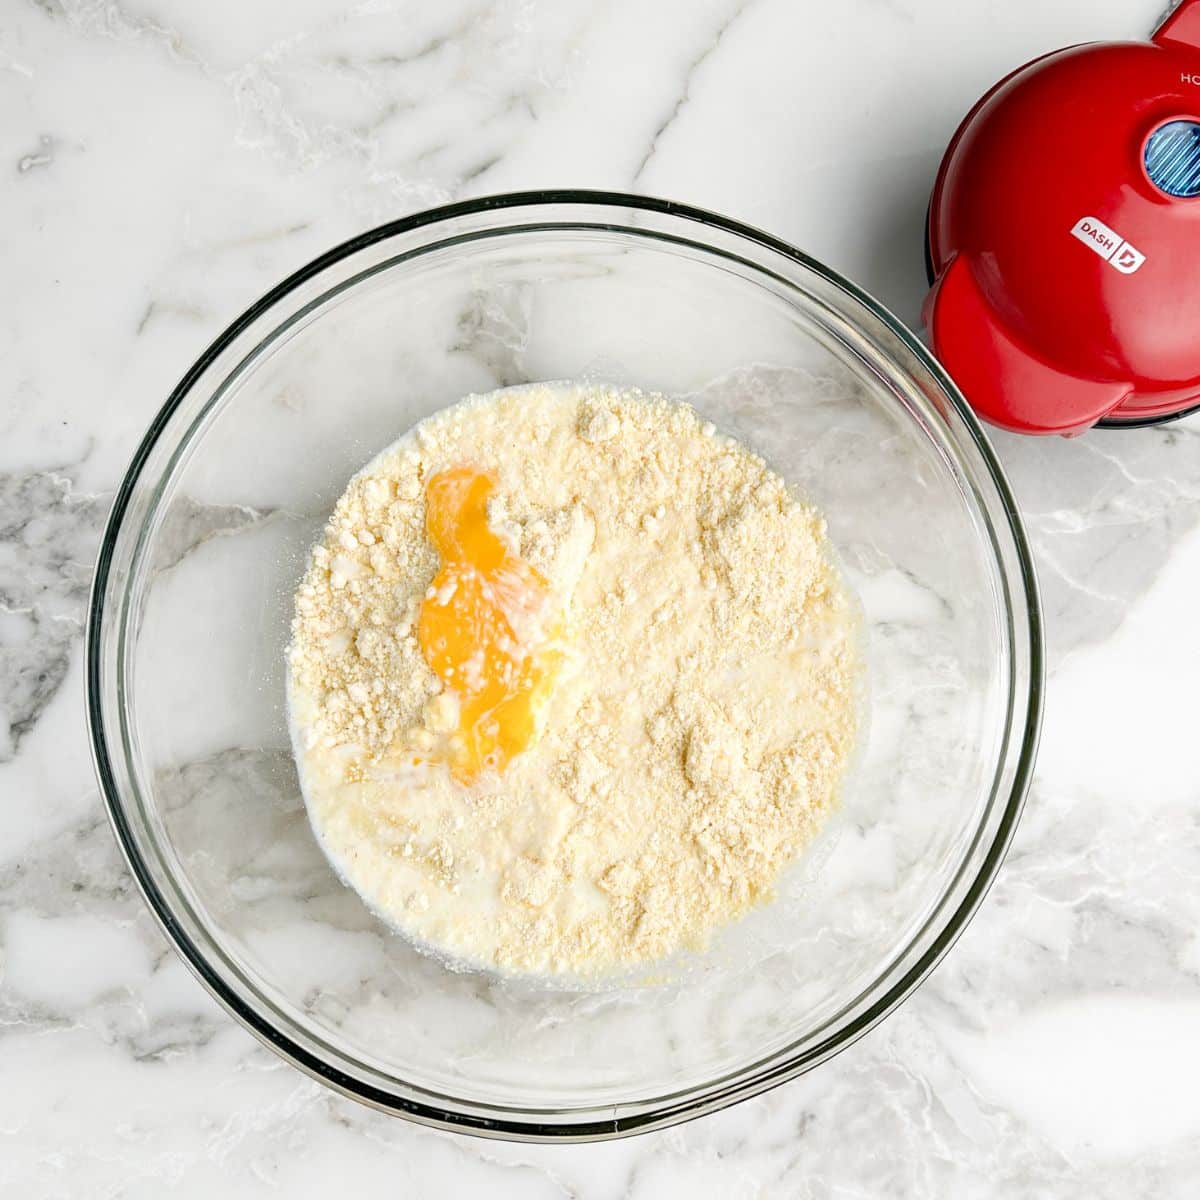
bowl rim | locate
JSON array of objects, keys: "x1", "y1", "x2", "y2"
[{"x1": 86, "y1": 188, "x2": 1044, "y2": 1142}]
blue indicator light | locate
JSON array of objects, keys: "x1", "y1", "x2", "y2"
[{"x1": 1145, "y1": 120, "x2": 1200, "y2": 198}]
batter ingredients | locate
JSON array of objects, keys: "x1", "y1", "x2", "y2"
[
  {"x1": 287, "y1": 383, "x2": 860, "y2": 977},
  {"x1": 418, "y1": 466, "x2": 563, "y2": 782}
]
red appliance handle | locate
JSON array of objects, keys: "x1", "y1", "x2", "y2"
[
  {"x1": 924, "y1": 255, "x2": 1132, "y2": 436},
  {"x1": 1154, "y1": 0, "x2": 1200, "y2": 51}
]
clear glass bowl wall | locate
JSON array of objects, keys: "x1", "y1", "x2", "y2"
[{"x1": 88, "y1": 195, "x2": 1041, "y2": 1140}]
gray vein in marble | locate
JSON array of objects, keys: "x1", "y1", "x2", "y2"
[
  {"x1": 995, "y1": 418, "x2": 1200, "y2": 657},
  {"x1": 0, "y1": 470, "x2": 106, "y2": 760},
  {"x1": 16, "y1": 134, "x2": 54, "y2": 173},
  {"x1": 449, "y1": 283, "x2": 533, "y2": 388},
  {"x1": 323, "y1": 15, "x2": 480, "y2": 75},
  {"x1": 632, "y1": 0, "x2": 756, "y2": 184},
  {"x1": 462, "y1": 153, "x2": 504, "y2": 182},
  {"x1": 134, "y1": 299, "x2": 209, "y2": 334},
  {"x1": 0, "y1": 794, "x2": 232, "y2": 1062},
  {"x1": 146, "y1": 497, "x2": 282, "y2": 573}
]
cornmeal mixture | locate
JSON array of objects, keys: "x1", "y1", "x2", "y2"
[{"x1": 287, "y1": 383, "x2": 860, "y2": 977}]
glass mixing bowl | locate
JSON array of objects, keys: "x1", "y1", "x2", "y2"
[{"x1": 87, "y1": 192, "x2": 1042, "y2": 1140}]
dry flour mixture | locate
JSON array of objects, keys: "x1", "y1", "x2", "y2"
[{"x1": 287, "y1": 383, "x2": 861, "y2": 977}]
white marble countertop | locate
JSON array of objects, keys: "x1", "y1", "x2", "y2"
[{"x1": 3, "y1": 0, "x2": 1200, "y2": 1194}]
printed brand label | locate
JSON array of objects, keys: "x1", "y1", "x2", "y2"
[
  {"x1": 1109, "y1": 242, "x2": 1145, "y2": 274},
  {"x1": 1070, "y1": 216, "x2": 1146, "y2": 274}
]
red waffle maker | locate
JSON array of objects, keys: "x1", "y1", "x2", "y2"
[{"x1": 924, "y1": 0, "x2": 1200, "y2": 434}]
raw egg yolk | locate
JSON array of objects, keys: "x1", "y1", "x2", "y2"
[{"x1": 417, "y1": 467, "x2": 560, "y2": 783}]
